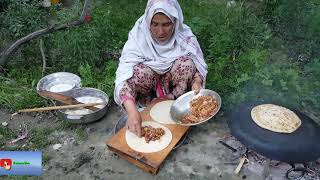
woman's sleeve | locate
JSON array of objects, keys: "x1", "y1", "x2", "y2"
[
  {"x1": 192, "y1": 70, "x2": 204, "y2": 87},
  {"x1": 118, "y1": 81, "x2": 136, "y2": 106}
]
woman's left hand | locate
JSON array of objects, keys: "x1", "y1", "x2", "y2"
[{"x1": 192, "y1": 80, "x2": 202, "y2": 94}]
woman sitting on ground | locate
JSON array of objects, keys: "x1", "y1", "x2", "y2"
[{"x1": 114, "y1": 0, "x2": 208, "y2": 136}]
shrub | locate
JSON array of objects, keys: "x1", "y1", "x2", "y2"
[
  {"x1": 186, "y1": 2, "x2": 271, "y2": 98},
  {"x1": 259, "y1": 0, "x2": 320, "y2": 58},
  {"x1": 49, "y1": 0, "x2": 145, "y2": 71},
  {"x1": 226, "y1": 58, "x2": 320, "y2": 117},
  {"x1": 0, "y1": 0, "x2": 48, "y2": 39},
  {"x1": 78, "y1": 60, "x2": 117, "y2": 98}
]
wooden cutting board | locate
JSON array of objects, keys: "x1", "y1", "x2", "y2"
[{"x1": 106, "y1": 97, "x2": 189, "y2": 175}]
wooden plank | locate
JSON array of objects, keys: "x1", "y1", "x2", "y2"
[
  {"x1": 107, "y1": 145, "x2": 159, "y2": 175},
  {"x1": 107, "y1": 97, "x2": 189, "y2": 174}
]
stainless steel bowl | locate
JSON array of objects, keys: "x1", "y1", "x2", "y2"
[
  {"x1": 56, "y1": 87, "x2": 109, "y2": 123},
  {"x1": 37, "y1": 72, "x2": 81, "y2": 96},
  {"x1": 170, "y1": 89, "x2": 222, "y2": 126}
]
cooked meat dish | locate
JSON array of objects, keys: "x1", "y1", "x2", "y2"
[
  {"x1": 181, "y1": 95, "x2": 218, "y2": 124},
  {"x1": 141, "y1": 125, "x2": 165, "y2": 143}
]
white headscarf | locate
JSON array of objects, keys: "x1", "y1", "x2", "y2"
[{"x1": 114, "y1": 0, "x2": 208, "y2": 105}]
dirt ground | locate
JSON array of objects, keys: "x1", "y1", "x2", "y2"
[{"x1": 0, "y1": 104, "x2": 319, "y2": 180}]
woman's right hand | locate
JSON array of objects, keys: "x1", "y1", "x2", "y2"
[{"x1": 123, "y1": 99, "x2": 142, "y2": 137}]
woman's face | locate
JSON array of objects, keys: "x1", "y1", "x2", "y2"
[{"x1": 150, "y1": 12, "x2": 174, "y2": 43}]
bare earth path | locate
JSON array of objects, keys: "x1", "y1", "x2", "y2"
[{"x1": 0, "y1": 106, "x2": 319, "y2": 180}]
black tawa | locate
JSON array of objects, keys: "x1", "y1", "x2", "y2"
[{"x1": 227, "y1": 101, "x2": 320, "y2": 163}]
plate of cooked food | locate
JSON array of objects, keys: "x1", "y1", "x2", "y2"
[{"x1": 170, "y1": 89, "x2": 221, "y2": 126}]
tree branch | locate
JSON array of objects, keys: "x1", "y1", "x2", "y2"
[
  {"x1": 39, "y1": 38, "x2": 46, "y2": 76},
  {"x1": 0, "y1": 0, "x2": 92, "y2": 69}
]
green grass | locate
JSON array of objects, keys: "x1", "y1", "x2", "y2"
[
  {"x1": 0, "y1": 121, "x2": 88, "y2": 151},
  {"x1": 58, "y1": 121, "x2": 88, "y2": 141},
  {"x1": 0, "y1": 126, "x2": 16, "y2": 148},
  {"x1": 0, "y1": 127, "x2": 55, "y2": 151},
  {"x1": 0, "y1": 1, "x2": 319, "y2": 160},
  {"x1": 0, "y1": 0, "x2": 319, "y2": 116}
]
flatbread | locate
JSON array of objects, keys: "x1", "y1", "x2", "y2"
[
  {"x1": 251, "y1": 104, "x2": 301, "y2": 133},
  {"x1": 150, "y1": 100, "x2": 176, "y2": 124},
  {"x1": 125, "y1": 121, "x2": 172, "y2": 153}
]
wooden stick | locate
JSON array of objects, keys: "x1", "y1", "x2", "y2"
[
  {"x1": 39, "y1": 38, "x2": 46, "y2": 77},
  {"x1": 18, "y1": 102, "x2": 104, "y2": 113},
  {"x1": 235, "y1": 157, "x2": 248, "y2": 175}
]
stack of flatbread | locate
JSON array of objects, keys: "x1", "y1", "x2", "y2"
[{"x1": 251, "y1": 104, "x2": 302, "y2": 133}]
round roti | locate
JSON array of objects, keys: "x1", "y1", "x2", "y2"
[
  {"x1": 125, "y1": 121, "x2": 172, "y2": 153},
  {"x1": 251, "y1": 104, "x2": 301, "y2": 133},
  {"x1": 150, "y1": 100, "x2": 176, "y2": 124}
]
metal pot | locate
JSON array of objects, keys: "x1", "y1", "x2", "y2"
[{"x1": 56, "y1": 87, "x2": 109, "y2": 123}]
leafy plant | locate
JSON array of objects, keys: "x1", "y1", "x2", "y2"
[
  {"x1": 225, "y1": 57, "x2": 320, "y2": 119},
  {"x1": 79, "y1": 60, "x2": 117, "y2": 97},
  {"x1": 0, "y1": 126, "x2": 15, "y2": 149},
  {"x1": 0, "y1": 0, "x2": 48, "y2": 39},
  {"x1": 49, "y1": 0, "x2": 144, "y2": 71},
  {"x1": 188, "y1": 2, "x2": 271, "y2": 98},
  {"x1": 258, "y1": 0, "x2": 320, "y2": 59},
  {"x1": 0, "y1": 0, "x2": 319, "y2": 120},
  {"x1": 0, "y1": 73, "x2": 46, "y2": 111}
]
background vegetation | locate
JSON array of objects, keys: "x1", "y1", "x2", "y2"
[{"x1": 0, "y1": 0, "x2": 319, "y2": 121}]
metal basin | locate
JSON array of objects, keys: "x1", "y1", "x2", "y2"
[
  {"x1": 37, "y1": 72, "x2": 81, "y2": 96},
  {"x1": 56, "y1": 87, "x2": 109, "y2": 123},
  {"x1": 170, "y1": 89, "x2": 222, "y2": 126}
]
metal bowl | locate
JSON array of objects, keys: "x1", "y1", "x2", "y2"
[
  {"x1": 56, "y1": 87, "x2": 109, "y2": 123},
  {"x1": 170, "y1": 89, "x2": 222, "y2": 126},
  {"x1": 37, "y1": 72, "x2": 81, "y2": 96}
]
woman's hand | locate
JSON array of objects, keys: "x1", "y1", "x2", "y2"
[
  {"x1": 192, "y1": 80, "x2": 202, "y2": 94},
  {"x1": 123, "y1": 99, "x2": 142, "y2": 137}
]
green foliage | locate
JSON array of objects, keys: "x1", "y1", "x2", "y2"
[
  {"x1": 185, "y1": 2, "x2": 271, "y2": 97},
  {"x1": 29, "y1": 128, "x2": 55, "y2": 150},
  {"x1": 0, "y1": 0, "x2": 48, "y2": 39},
  {"x1": 0, "y1": 73, "x2": 47, "y2": 111},
  {"x1": 209, "y1": 5, "x2": 270, "y2": 59},
  {"x1": 49, "y1": 0, "x2": 144, "y2": 71},
  {"x1": 0, "y1": 0, "x2": 50, "y2": 111},
  {"x1": 206, "y1": 49, "x2": 268, "y2": 100},
  {"x1": 226, "y1": 58, "x2": 320, "y2": 115},
  {"x1": 79, "y1": 60, "x2": 117, "y2": 97},
  {"x1": 0, "y1": 126, "x2": 15, "y2": 148},
  {"x1": 259, "y1": 0, "x2": 320, "y2": 58},
  {"x1": 0, "y1": 127, "x2": 55, "y2": 151},
  {"x1": 0, "y1": 0, "x2": 319, "y2": 119},
  {"x1": 75, "y1": 127, "x2": 88, "y2": 141},
  {"x1": 300, "y1": 59, "x2": 320, "y2": 109}
]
